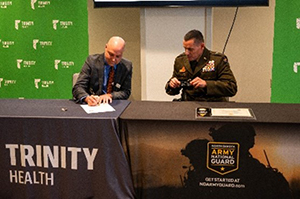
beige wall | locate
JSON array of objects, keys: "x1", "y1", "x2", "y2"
[
  {"x1": 88, "y1": 0, "x2": 275, "y2": 102},
  {"x1": 213, "y1": 0, "x2": 275, "y2": 102},
  {"x1": 140, "y1": 7, "x2": 208, "y2": 101}
]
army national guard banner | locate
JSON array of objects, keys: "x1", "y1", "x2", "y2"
[
  {"x1": 0, "y1": 0, "x2": 88, "y2": 99},
  {"x1": 122, "y1": 121, "x2": 299, "y2": 199},
  {"x1": 271, "y1": 0, "x2": 300, "y2": 103}
]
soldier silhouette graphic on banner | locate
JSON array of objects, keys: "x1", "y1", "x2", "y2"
[{"x1": 181, "y1": 123, "x2": 293, "y2": 199}]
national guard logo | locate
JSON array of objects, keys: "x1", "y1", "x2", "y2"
[
  {"x1": 196, "y1": 107, "x2": 211, "y2": 117},
  {"x1": 207, "y1": 142, "x2": 239, "y2": 175}
]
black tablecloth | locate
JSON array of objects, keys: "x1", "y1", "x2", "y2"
[
  {"x1": 0, "y1": 99, "x2": 135, "y2": 199},
  {"x1": 120, "y1": 101, "x2": 300, "y2": 199},
  {"x1": 2, "y1": 100, "x2": 300, "y2": 199},
  {"x1": 120, "y1": 100, "x2": 300, "y2": 123}
]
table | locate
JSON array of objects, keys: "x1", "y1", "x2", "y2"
[
  {"x1": 120, "y1": 101, "x2": 300, "y2": 199},
  {"x1": 0, "y1": 99, "x2": 135, "y2": 199}
]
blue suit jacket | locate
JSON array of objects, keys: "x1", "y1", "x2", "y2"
[{"x1": 72, "y1": 53, "x2": 132, "y2": 102}]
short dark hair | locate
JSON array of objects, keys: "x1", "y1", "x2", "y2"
[{"x1": 184, "y1": 29, "x2": 204, "y2": 44}]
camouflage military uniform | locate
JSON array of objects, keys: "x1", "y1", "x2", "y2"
[{"x1": 166, "y1": 47, "x2": 237, "y2": 102}]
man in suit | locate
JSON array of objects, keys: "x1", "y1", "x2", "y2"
[
  {"x1": 73, "y1": 36, "x2": 132, "y2": 105},
  {"x1": 165, "y1": 29, "x2": 237, "y2": 102}
]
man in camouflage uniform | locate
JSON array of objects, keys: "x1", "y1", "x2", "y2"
[{"x1": 166, "y1": 29, "x2": 237, "y2": 102}]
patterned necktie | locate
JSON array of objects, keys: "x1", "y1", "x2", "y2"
[{"x1": 107, "y1": 67, "x2": 114, "y2": 94}]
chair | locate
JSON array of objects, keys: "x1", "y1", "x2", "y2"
[{"x1": 72, "y1": 73, "x2": 79, "y2": 86}]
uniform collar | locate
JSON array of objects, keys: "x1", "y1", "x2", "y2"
[
  {"x1": 200, "y1": 47, "x2": 210, "y2": 62},
  {"x1": 184, "y1": 47, "x2": 210, "y2": 75}
]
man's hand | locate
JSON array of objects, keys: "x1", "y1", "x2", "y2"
[
  {"x1": 169, "y1": 77, "x2": 181, "y2": 88},
  {"x1": 85, "y1": 95, "x2": 99, "y2": 106},
  {"x1": 98, "y1": 94, "x2": 112, "y2": 104},
  {"x1": 84, "y1": 94, "x2": 112, "y2": 106},
  {"x1": 190, "y1": 77, "x2": 207, "y2": 88}
]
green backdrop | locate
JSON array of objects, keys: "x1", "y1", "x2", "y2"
[
  {"x1": 271, "y1": 0, "x2": 300, "y2": 103},
  {"x1": 0, "y1": 0, "x2": 88, "y2": 99}
]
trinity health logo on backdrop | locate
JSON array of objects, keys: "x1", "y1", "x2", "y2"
[
  {"x1": 15, "y1": 20, "x2": 34, "y2": 30},
  {"x1": 54, "y1": 60, "x2": 75, "y2": 70},
  {"x1": 33, "y1": 39, "x2": 52, "y2": 50},
  {"x1": 31, "y1": 0, "x2": 50, "y2": 10},
  {"x1": 0, "y1": 78, "x2": 17, "y2": 88},
  {"x1": 0, "y1": 39, "x2": 15, "y2": 48},
  {"x1": 34, "y1": 79, "x2": 54, "y2": 89},
  {"x1": 52, "y1": 20, "x2": 74, "y2": 30},
  {"x1": 293, "y1": 18, "x2": 300, "y2": 74},
  {"x1": 17, "y1": 59, "x2": 36, "y2": 69},
  {"x1": 0, "y1": 1, "x2": 12, "y2": 9}
]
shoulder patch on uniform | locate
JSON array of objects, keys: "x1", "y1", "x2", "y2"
[
  {"x1": 211, "y1": 51, "x2": 223, "y2": 56},
  {"x1": 211, "y1": 51, "x2": 228, "y2": 62}
]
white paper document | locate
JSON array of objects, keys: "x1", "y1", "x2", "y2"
[
  {"x1": 80, "y1": 103, "x2": 116, "y2": 114},
  {"x1": 211, "y1": 108, "x2": 252, "y2": 117}
]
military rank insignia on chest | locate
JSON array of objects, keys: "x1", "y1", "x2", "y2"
[{"x1": 202, "y1": 60, "x2": 215, "y2": 72}]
